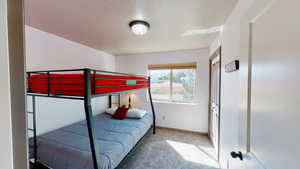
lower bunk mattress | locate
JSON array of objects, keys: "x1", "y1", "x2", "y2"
[{"x1": 34, "y1": 113, "x2": 153, "y2": 169}]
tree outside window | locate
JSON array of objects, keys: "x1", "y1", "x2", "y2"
[{"x1": 149, "y1": 66, "x2": 196, "y2": 103}]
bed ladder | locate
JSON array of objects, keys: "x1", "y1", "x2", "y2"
[{"x1": 27, "y1": 95, "x2": 37, "y2": 165}]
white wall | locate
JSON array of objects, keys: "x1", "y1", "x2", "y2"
[
  {"x1": 25, "y1": 26, "x2": 116, "y2": 134},
  {"x1": 209, "y1": 34, "x2": 222, "y2": 56},
  {"x1": 116, "y1": 49, "x2": 209, "y2": 133}
]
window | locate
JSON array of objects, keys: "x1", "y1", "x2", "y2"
[{"x1": 148, "y1": 62, "x2": 196, "y2": 103}]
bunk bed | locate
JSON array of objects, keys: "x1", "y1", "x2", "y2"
[{"x1": 27, "y1": 68, "x2": 156, "y2": 169}]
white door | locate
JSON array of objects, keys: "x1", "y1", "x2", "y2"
[
  {"x1": 209, "y1": 53, "x2": 221, "y2": 154},
  {"x1": 230, "y1": 0, "x2": 300, "y2": 168}
]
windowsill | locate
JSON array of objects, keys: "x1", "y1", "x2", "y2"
[{"x1": 151, "y1": 100, "x2": 198, "y2": 105}]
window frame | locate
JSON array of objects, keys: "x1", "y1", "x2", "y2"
[{"x1": 148, "y1": 67, "x2": 197, "y2": 103}]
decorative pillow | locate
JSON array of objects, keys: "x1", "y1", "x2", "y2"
[
  {"x1": 105, "y1": 107, "x2": 118, "y2": 115},
  {"x1": 112, "y1": 107, "x2": 129, "y2": 120},
  {"x1": 127, "y1": 108, "x2": 147, "y2": 119},
  {"x1": 106, "y1": 107, "x2": 147, "y2": 119}
]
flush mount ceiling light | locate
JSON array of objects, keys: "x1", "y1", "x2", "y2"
[{"x1": 129, "y1": 20, "x2": 150, "y2": 35}]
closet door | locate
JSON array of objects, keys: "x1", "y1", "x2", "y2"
[{"x1": 209, "y1": 49, "x2": 221, "y2": 157}]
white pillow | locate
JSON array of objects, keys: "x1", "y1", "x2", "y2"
[
  {"x1": 105, "y1": 107, "x2": 147, "y2": 119},
  {"x1": 127, "y1": 108, "x2": 147, "y2": 119},
  {"x1": 105, "y1": 107, "x2": 118, "y2": 115}
]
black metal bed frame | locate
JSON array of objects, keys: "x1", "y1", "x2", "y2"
[{"x1": 27, "y1": 68, "x2": 156, "y2": 169}]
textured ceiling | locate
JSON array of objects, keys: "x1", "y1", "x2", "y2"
[{"x1": 25, "y1": 0, "x2": 238, "y2": 55}]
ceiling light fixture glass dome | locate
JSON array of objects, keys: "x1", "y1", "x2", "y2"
[{"x1": 129, "y1": 20, "x2": 150, "y2": 35}]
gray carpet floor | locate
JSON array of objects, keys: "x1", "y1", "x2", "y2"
[{"x1": 118, "y1": 128, "x2": 219, "y2": 169}]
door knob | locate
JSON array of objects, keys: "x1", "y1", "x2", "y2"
[{"x1": 231, "y1": 151, "x2": 243, "y2": 161}]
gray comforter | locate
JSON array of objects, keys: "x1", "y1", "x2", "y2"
[{"x1": 35, "y1": 113, "x2": 152, "y2": 169}]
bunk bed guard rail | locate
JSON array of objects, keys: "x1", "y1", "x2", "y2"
[{"x1": 26, "y1": 68, "x2": 156, "y2": 169}]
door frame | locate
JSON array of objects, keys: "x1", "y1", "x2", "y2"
[
  {"x1": 237, "y1": 1, "x2": 277, "y2": 168},
  {"x1": 1, "y1": 0, "x2": 28, "y2": 168},
  {"x1": 208, "y1": 47, "x2": 222, "y2": 161}
]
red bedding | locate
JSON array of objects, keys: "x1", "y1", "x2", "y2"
[{"x1": 28, "y1": 73, "x2": 149, "y2": 96}]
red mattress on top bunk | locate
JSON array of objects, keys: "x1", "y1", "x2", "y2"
[{"x1": 27, "y1": 73, "x2": 149, "y2": 96}]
